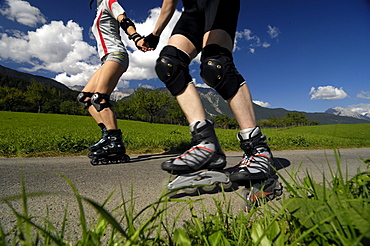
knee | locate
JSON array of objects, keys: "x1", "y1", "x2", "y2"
[
  {"x1": 155, "y1": 45, "x2": 193, "y2": 96},
  {"x1": 91, "y1": 93, "x2": 112, "y2": 112},
  {"x1": 200, "y1": 44, "x2": 245, "y2": 100},
  {"x1": 77, "y1": 92, "x2": 93, "y2": 108}
]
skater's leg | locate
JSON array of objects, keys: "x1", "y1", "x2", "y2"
[
  {"x1": 227, "y1": 84, "x2": 256, "y2": 129},
  {"x1": 201, "y1": 30, "x2": 274, "y2": 182},
  {"x1": 156, "y1": 35, "x2": 226, "y2": 174},
  {"x1": 91, "y1": 60, "x2": 126, "y2": 130}
]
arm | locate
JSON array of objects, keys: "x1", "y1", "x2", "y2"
[
  {"x1": 152, "y1": 0, "x2": 178, "y2": 36},
  {"x1": 144, "y1": 0, "x2": 178, "y2": 50},
  {"x1": 119, "y1": 13, "x2": 144, "y2": 49}
]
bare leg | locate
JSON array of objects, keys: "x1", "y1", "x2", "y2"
[
  {"x1": 82, "y1": 61, "x2": 126, "y2": 130},
  {"x1": 203, "y1": 29, "x2": 256, "y2": 129},
  {"x1": 227, "y1": 85, "x2": 256, "y2": 129},
  {"x1": 168, "y1": 35, "x2": 206, "y2": 124}
]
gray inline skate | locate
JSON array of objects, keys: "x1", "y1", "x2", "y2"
[
  {"x1": 89, "y1": 129, "x2": 130, "y2": 165},
  {"x1": 230, "y1": 127, "x2": 283, "y2": 211},
  {"x1": 163, "y1": 120, "x2": 232, "y2": 196}
]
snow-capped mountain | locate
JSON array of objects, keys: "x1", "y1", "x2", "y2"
[{"x1": 325, "y1": 107, "x2": 370, "y2": 121}]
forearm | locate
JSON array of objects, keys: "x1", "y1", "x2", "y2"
[
  {"x1": 152, "y1": 0, "x2": 178, "y2": 36},
  {"x1": 118, "y1": 14, "x2": 141, "y2": 41}
]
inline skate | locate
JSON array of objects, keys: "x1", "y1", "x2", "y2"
[
  {"x1": 163, "y1": 120, "x2": 232, "y2": 196},
  {"x1": 230, "y1": 127, "x2": 283, "y2": 211},
  {"x1": 88, "y1": 123, "x2": 109, "y2": 151},
  {"x1": 88, "y1": 129, "x2": 130, "y2": 165}
]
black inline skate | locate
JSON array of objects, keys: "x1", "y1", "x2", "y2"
[
  {"x1": 230, "y1": 127, "x2": 282, "y2": 211},
  {"x1": 89, "y1": 129, "x2": 130, "y2": 165},
  {"x1": 88, "y1": 123, "x2": 109, "y2": 151},
  {"x1": 163, "y1": 120, "x2": 232, "y2": 196}
]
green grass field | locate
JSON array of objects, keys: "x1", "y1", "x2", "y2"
[
  {"x1": 1, "y1": 111, "x2": 369, "y2": 157},
  {"x1": 1, "y1": 111, "x2": 370, "y2": 245}
]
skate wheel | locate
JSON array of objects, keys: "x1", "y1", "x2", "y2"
[
  {"x1": 167, "y1": 190, "x2": 178, "y2": 198},
  {"x1": 220, "y1": 181, "x2": 233, "y2": 190},
  {"x1": 111, "y1": 159, "x2": 118, "y2": 164},
  {"x1": 90, "y1": 159, "x2": 99, "y2": 166},
  {"x1": 275, "y1": 183, "x2": 283, "y2": 197},
  {"x1": 184, "y1": 186, "x2": 198, "y2": 195},
  {"x1": 201, "y1": 184, "x2": 216, "y2": 192},
  {"x1": 101, "y1": 159, "x2": 109, "y2": 165},
  {"x1": 219, "y1": 172, "x2": 232, "y2": 190}
]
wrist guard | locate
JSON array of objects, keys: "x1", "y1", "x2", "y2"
[
  {"x1": 120, "y1": 17, "x2": 135, "y2": 35},
  {"x1": 128, "y1": 32, "x2": 141, "y2": 40}
]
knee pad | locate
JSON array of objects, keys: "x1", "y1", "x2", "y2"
[
  {"x1": 77, "y1": 92, "x2": 93, "y2": 108},
  {"x1": 200, "y1": 44, "x2": 245, "y2": 100},
  {"x1": 91, "y1": 93, "x2": 111, "y2": 112},
  {"x1": 155, "y1": 45, "x2": 192, "y2": 96}
]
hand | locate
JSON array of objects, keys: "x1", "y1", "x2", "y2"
[
  {"x1": 135, "y1": 37, "x2": 148, "y2": 52},
  {"x1": 144, "y1": 33, "x2": 160, "y2": 50}
]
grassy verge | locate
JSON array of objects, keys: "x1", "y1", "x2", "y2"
[
  {"x1": 1, "y1": 152, "x2": 369, "y2": 245},
  {"x1": 1, "y1": 111, "x2": 370, "y2": 157}
]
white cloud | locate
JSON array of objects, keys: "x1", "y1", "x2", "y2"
[
  {"x1": 0, "y1": 19, "x2": 98, "y2": 86},
  {"x1": 195, "y1": 83, "x2": 210, "y2": 89},
  {"x1": 347, "y1": 103, "x2": 370, "y2": 117},
  {"x1": 253, "y1": 100, "x2": 271, "y2": 107},
  {"x1": 0, "y1": 6, "x2": 183, "y2": 87},
  {"x1": 234, "y1": 25, "x2": 279, "y2": 52},
  {"x1": 119, "y1": 7, "x2": 182, "y2": 81},
  {"x1": 309, "y1": 86, "x2": 348, "y2": 100},
  {"x1": 267, "y1": 25, "x2": 280, "y2": 39},
  {"x1": 357, "y1": 91, "x2": 370, "y2": 99},
  {"x1": 0, "y1": 0, "x2": 46, "y2": 27}
]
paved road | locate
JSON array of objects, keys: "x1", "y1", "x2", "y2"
[{"x1": 1, "y1": 148, "x2": 369, "y2": 242}]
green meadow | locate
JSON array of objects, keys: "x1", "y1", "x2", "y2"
[
  {"x1": 1, "y1": 111, "x2": 370, "y2": 245},
  {"x1": 0, "y1": 111, "x2": 369, "y2": 157}
]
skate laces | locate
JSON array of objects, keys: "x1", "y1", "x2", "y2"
[{"x1": 238, "y1": 145, "x2": 272, "y2": 175}]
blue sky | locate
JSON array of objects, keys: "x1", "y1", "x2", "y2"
[{"x1": 0, "y1": 0, "x2": 369, "y2": 115}]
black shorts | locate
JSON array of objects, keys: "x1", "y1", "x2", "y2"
[{"x1": 172, "y1": 0, "x2": 240, "y2": 53}]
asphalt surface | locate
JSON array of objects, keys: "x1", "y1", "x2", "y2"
[{"x1": 1, "y1": 148, "x2": 369, "y2": 242}]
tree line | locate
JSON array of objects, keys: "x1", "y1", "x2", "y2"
[{"x1": 0, "y1": 74, "x2": 319, "y2": 128}]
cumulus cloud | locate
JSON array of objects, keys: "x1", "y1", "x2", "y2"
[
  {"x1": 357, "y1": 91, "x2": 370, "y2": 99},
  {"x1": 0, "y1": 20, "x2": 98, "y2": 86},
  {"x1": 309, "y1": 86, "x2": 348, "y2": 100},
  {"x1": 253, "y1": 100, "x2": 271, "y2": 107},
  {"x1": 0, "y1": 4, "x2": 183, "y2": 87},
  {"x1": 0, "y1": 0, "x2": 46, "y2": 27}
]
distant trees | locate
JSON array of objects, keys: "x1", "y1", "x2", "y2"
[
  {"x1": 258, "y1": 112, "x2": 320, "y2": 128},
  {"x1": 0, "y1": 73, "x2": 320, "y2": 127},
  {"x1": 115, "y1": 87, "x2": 186, "y2": 125},
  {"x1": 0, "y1": 74, "x2": 79, "y2": 114}
]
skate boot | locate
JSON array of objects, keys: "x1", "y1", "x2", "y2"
[
  {"x1": 230, "y1": 127, "x2": 282, "y2": 211},
  {"x1": 230, "y1": 126, "x2": 275, "y2": 183},
  {"x1": 162, "y1": 119, "x2": 226, "y2": 174},
  {"x1": 89, "y1": 129, "x2": 130, "y2": 165},
  {"x1": 88, "y1": 123, "x2": 109, "y2": 151},
  {"x1": 163, "y1": 120, "x2": 231, "y2": 196}
]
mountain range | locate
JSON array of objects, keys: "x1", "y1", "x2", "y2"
[{"x1": 1, "y1": 64, "x2": 369, "y2": 125}]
